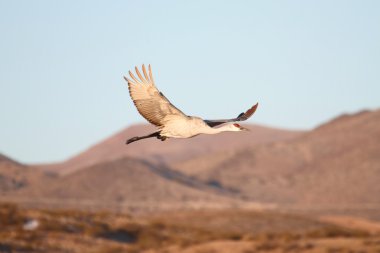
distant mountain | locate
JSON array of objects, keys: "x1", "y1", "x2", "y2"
[
  {"x1": 0, "y1": 153, "x2": 22, "y2": 165},
  {"x1": 16, "y1": 156, "x2": 248, "y2": 212},
  {"x1": 172, "y1": 110, "x2": 380, "y2": 207},
  {"x1": 4, "y1": 110, "x2": 379, "y2": 213},
  {"x1": 38, "y1": 124, "x2": 303, "y2": 175},
  {"x1": 0, "y1": 153, "x2": 50, "y2": 193}
]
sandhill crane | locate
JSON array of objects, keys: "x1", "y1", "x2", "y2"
[{"x1": 124, "y1": 65, "x2": 258, "y2": 144}]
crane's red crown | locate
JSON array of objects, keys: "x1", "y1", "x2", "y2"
[{"x1": 233, "y1": 123, "x2": 241, "y2": 128}]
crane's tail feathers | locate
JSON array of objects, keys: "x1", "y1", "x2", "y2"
[{"x1": 126, "y1": 131, "x2": 161, "y2": 145}]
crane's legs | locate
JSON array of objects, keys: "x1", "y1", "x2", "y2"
[{"x1": 126, "y1": 131, "x2": 166, "y2": 145}]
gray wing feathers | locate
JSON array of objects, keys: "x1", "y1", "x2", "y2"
[
  {"x1": 204, "y1": 103, "x2": 259, "y2": 127},
  {"x1": 124, "y1": 65, "x2": 187, "y2": 127}
]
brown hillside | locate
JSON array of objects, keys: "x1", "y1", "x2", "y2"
[
  {"x1": 5, "y1": 110, "x2": 379, "y2": 214},
  {"x1": 0, "y1": 153, "x2": 50, "y2": 193},
  {"x1": 172, "y1": 109, "x2": 380, "y2": 206},
  {"x1": 16, "y1": 157, "x2": 246, "y2": 212},
  {"x1": 38, "y1": 124, "x2": 303, "y2": 175}
]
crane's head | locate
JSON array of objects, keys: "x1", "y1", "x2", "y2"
[{"x1": 231, "y1": 123, "x2": 249, "y2": 131}]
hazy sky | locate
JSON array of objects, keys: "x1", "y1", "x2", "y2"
[{"x1": 0, "y1": 1, "x2": 379, "y2": 164}]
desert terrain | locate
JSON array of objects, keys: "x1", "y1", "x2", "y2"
[{"x1": 1, "y1": 203, "x2": 380, "y2": 253}]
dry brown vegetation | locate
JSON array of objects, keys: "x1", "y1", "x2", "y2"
[{"x1": 1, "y1": 203, "x2": 380, "y2": 253}]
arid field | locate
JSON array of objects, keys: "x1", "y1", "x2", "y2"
[{"x1": 2, "y1": 203, "x2": 380, "y2": 253}]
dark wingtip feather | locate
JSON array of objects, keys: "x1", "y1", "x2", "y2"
[
  {"x1": 247, "y1": 102, "x2": 259, "y2": 116},
  {"x1": 239, "y1": 102, "x2": 259, "y2": 120}
]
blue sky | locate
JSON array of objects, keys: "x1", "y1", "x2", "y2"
[{"x1": 0, "y1": 1, "x2": 379, "y2": 163}]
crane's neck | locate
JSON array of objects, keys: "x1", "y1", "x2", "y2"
[{"x1": 203, "y1": 124, "x2": 236, "y2": 135}]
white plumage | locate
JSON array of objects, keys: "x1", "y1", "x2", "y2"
[{"x1": 124, "y1": 64, "x2": 258, "y2": 144}]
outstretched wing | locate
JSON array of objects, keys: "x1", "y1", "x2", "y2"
[
  {"x1": 124, "y1": 64, "x2": 187, "y2": 127},
  {"x1": 204, "y1": 103, "x2": 259, "y2": 127}
]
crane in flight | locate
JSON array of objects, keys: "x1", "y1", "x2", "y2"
[{"x1": 124, "y1": 65, "x2": 258, "y2": 144}]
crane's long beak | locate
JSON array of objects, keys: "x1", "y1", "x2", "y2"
[{"x1": 240, "y1": 126, "x2": 250, "y2": 131}]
